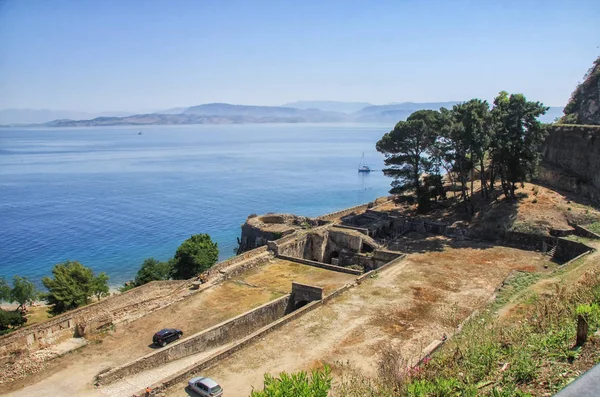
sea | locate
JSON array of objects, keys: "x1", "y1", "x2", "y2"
[{"x1": 0, "y1": 124, "x2": 392, "y2": 288}]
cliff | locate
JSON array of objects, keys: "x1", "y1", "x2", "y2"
[
  {"x1": 539, "y1": 124, "x2": 600, "y2": 203},
  {"x1": 561, "y1": 56, "x2": 600, "y2": 125}
]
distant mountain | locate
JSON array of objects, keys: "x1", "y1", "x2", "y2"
[
  {"x1": 3, "y1": 102, "x2": 562, "y2": 128},
  {"x1": 0, "y1": 109, "x2": 136, "y2": 125},
  {"x1": 156, "y1": 107, "x2": 188, "y2": 115},
  {"x1": 282, "y1": 101, "x2": 373, "y2": 114},
  {"x1": 353, "y1": 102, "x2": 460, "y2": 123},
  {"x1": 183, "y1": 103, "x2": 347, "y2": 121},
  {"x1": 41, "y1": 106, "x2": 349, "y2": 127}
]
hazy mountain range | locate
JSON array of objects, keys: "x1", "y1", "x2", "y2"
[{"x1": 0, "y1": 101, "x2": 563, "y2": 127}]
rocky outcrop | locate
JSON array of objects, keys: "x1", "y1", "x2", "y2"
[
  {"x1": 561, "y1": 56, "x2": 600, "y2": 125},
  {"x1": 539, "y1": 124, "x2": 600, "y2": 203}
]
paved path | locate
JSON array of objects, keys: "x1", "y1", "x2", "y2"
[{"x1": 99, "y1": 345, "x2": 231, "y2": 397}]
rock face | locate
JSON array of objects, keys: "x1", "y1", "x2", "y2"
[
  {"x1": 561, "y1": 56, "x2": 600, "y2": 125},
  {"x1": 539, "y1": 125, "x2": 600, "y2": 203}
]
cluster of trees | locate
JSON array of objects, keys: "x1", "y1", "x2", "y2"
[
  {"x1": 121, "y1": 233, "x2": 219, "y2": 291},
  {"x1": 42, "y1": 261, "x2": 110, "y2": 314},
  {"x1": 0, "y1": 276, "x2": 38, "y2": 332},
  {"x1": 376, "y1": 91, "x2": 549, "y2": 212}
]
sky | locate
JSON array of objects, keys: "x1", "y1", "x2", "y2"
[{"x1": 0, "y1": 0, "x2": 598, "y2": 112}]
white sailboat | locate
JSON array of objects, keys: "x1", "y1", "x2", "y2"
[{"x1": 358, "y1": 153, "x2": 371, "y2": 173}]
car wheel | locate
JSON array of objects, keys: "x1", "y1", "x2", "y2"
[{"x1": 161, "y1": 341, "x2": 167, "y2": 347}]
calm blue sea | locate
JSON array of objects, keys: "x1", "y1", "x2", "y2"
[{"x1": 0, "y1": 124, "x2": 392, "y2": 287}]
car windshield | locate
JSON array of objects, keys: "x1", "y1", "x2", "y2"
[{"x1": 210, "y1": 385, "x2": 222, "y2": 393}]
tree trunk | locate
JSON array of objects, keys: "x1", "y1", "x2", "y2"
[
  {"x1": 500, "y1": 168, "x2": 509, "y2": 198},
  {"x1": 470, "y1": 166, "x2": 474, "y2": 200},
  {"x1": 480, "y1": 158, "x2": 488, "y2": 198},
  {"x1": 576, "y1": 315, "x2": 589, "y2": 347},
  {"x1": 459, "y1": 158, "x2": 468, "y2": 202}
]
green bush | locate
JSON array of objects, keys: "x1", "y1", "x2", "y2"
[
  {"x1": 250, "y1": 365, "x2": 331, "y2": 397},
  {"x1": 0, "y1": 309, "x2": 26, "y2": 334},
  {"x1": 171, "y1": 234, "x2": 219, "y2": 279},
  {"x1": 134, "y1": 258, "x2": 172, "y2": 286},
  {"x1": 42, "y1": 260, "x2": 110, "y2": 314}
]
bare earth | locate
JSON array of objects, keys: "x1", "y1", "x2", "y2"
[
  {"x1": 4, "y1": 259, "x2": 354, "y2": 397},
  {"x1": 163, "y1": 238, "x2": 552, "y2": 397}
]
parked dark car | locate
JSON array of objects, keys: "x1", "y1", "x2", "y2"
[{"x1": 152, "y1": 328, "x2": 183, "y2": 347}]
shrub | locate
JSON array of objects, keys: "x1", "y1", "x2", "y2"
[
  {"x1": 42, "y1": 261, "x2": 109, "y2": 314},
  {"x1": 171, "y1": 234, "x2": 219, "y2": 279},
  {"x1": 0, "y1": 309, "x2": 27, "y2": 334},
  {"x1": 250, "y1": 365, "x2": 331, "y2": 396},
  {"x1": 134, "y1": 258, "x2": 172, "y2": 286}
]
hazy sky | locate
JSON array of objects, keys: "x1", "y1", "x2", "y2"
[{"x1": 0, "y1": 0, "x2": 598, "y2": 112}]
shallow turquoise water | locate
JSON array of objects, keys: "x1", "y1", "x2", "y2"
[{"x1": 0, "y1": 123, "x2": 392, "y2": 286}]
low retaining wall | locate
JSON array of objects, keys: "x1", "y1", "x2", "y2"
[
  {"x1": 574, "y1": 225, "x2": 600, "y2": 240},
  {"x1": 502, "y1": 231, "x2": 593, "y2": 262},
  {"x1": 277, "y1": 255, "x2": 363, "y2": 275},
  {"x1": 138, "y1": 298, "x2": 324, "y2": 396},
  {"x1": 97, "y1": 295, "x2": 291, "y2": 385},
  {"x1": 555, "y1": 238, "x2": 592, "y2": 262},
  {"x1": 332, "y1": 224, "x2": 370, "y2": 235}
]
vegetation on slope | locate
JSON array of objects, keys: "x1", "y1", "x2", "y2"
[
  {"x1": 328, "y1": 249, "x2": 600, "y2": 396},
  {"x1": 376, "y1": 92, "x2": 549, "y2": 213}
]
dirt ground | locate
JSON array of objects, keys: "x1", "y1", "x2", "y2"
[
  {"x1": 4, "y1": 259, "x2": 354, "y2": 397},
  {"x1": 164, "y1": 238, "x2": 552, "y2": 397},
  {"x1": 375, "y1": 181, "x2": 600, "y2": 233}
]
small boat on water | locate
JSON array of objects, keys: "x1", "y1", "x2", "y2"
[{"x1": 358, "y1": 152, "x2": 371, "y2": 173}]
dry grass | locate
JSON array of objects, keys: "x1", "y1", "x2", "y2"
[{"x1": 239, "y1": 259, "x2": 356, "y2": 295}]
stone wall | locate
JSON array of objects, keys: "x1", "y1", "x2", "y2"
[
  {"x1": 554, "y1": 238, "x2": 592, "y2": 262},
  {"x1": 573, "y1": 224, "x2": 600, "y2": 240},
  {"x1": 277, "y1": 255, "x2": 362, "y2": 275},
  {"x1": 291, "y1": 282, "x2": 324, "y2": 307},
  {"x1": 96, "y1": 295, "x2": 291, "y2": 385},
  {"x1": 0, "y1": 280, "x2": 187, "y2": 361},
  {"x1": 501, "y1": 231, "x2": 593, "y2": 263},
  {"x1": 539, "y1": 124, "x2": 600, "y2": 203}
]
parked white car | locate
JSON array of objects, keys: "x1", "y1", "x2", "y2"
[{"x1": 188, "y1": 377, "x2": 223, "y2": 396}]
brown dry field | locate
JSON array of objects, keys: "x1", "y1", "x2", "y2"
[
  {"x1": 165, "y1": 238, "x2": 553, "y2": 397},
  {"x1": 4, "y1": 259, "x2": 354, "y2": 396}
]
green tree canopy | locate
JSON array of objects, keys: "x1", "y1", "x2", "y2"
[
  {"x1": 491, "y1": 91, "x2": 548, "y2": 198},
  {"x1": 376, "y1": 117, "x2": 439, "y2": 212},
  {"x1": 91, "y1": 272, "x2": 110, "y2": 300},
  {"x1": 0, "y1": 309, "x2": 26, "y2": 333},
  {"x1": 42, "y1": 260, "x2": 105, "y2": 314},
  {"x1": 171, "y1": 234, "x2": 219, "y2": 279},
  {"x1": 10, "y1": 276, "x2": 38, "y2": 311},
  {"x1": 0, "y1": 278, "x2": 10, "y2": 302},
  {"x1": 135, "y1": 258, "x2": 173, "y2": 286}
]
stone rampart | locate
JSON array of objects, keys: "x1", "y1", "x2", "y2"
[
  {"x1": 0, "y1": 280, "x2": 187, "y2": 361},
  {"x1": 96, "y1": 295, "x2": 291, "y2": 385}
]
